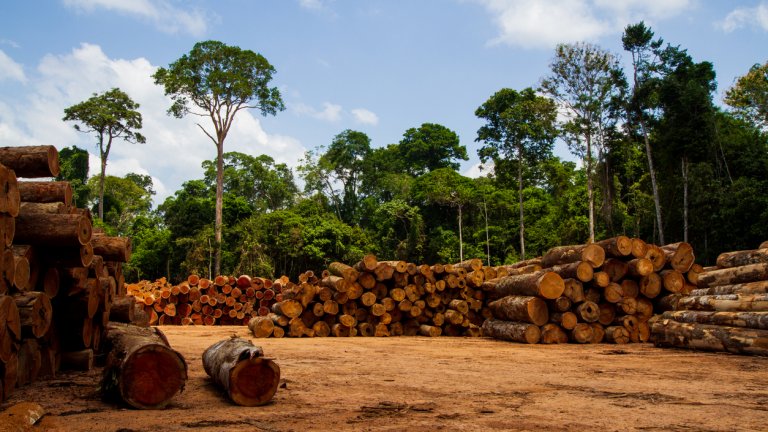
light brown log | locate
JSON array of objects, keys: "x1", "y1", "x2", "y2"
[
  {"x1": 650, "y1": 317, "x2": 768, "y2": 356},
  {"x1": 603, "y1": 283, "x2": 623, "y2": 303},
  {"x1": 0, "y1": 165, "x2": 20, "y2": 217},
  {"x1": 662, "y1": 310, "x2": 768, "y2": 330},
  {"x1": 541, "y1": 244, "x2": 605, "y2": 268},
  {"x1": 448, "y1": 299, "x2": 469, "y2": 315},
  {"x1": 0, "y1": 145, "x2": 59, "y2": 178},
  {"x1": 644, "y1": 244, "x2": 667, "y2": 271},
  {"x1": 328, "y1": 262, "x2": 359, "y2": 282},
  {"x1": 550, "y1": 296, "x2": 572, "y2": 313},
  {"x1": 14, "y1": 213, "x2": 91, "y2": 246},
  {"x1": 419, "y1": 324, "x2": 442, "y2": 337},
  {"x1": 597, "y1": 236, "x2": 633, "y2": 257},
  {"x1": 661, "y1": 242, "x2": 695, "y2": 273},
  {"x1": 539, "y1": 323, "x2": 569, "y2": 344},
  {"x1": 19, "y1": 201, "x2": 69, "y2": 215},
  {"x1": 455, "y1": 258, "x2": 483, "y2": 272},
  {"x1": 272, "y1": 327, "x2": 285, "y2": 338},
  {"x1": 698, "y1": 263, "x2": 768, "y2": 288},
  {"x1": 271, "y1": 299, "x2": 303, "y2": 319},
  {"x1": 497, "y1": 264, "x2": 543, "y2": 276},
  {"x1": 598, "y1": 303, "x2": 616, "y2": 326},
  {"x1": 615, "y1": 315, "x2": 639, "y2": 333},
  {"x1": 592, "y1": 271, "x2": 610, "y2": 288},
  {"x1": 548, "y1": 261, "x2": 593, "y2": 283},
  {"x1": 102, "y1": 322, "x2": 187, "y2": 409},
  {"x1": 91, "y1": 234, "x2": 132, "y2": 262},
  {"x1": 550, "y1": 311, "x2": 578, "y2": 330},
  {"x1": 640, "y1": 273, "x2": 662, "y2": 299},
  {"x1": 716, "y1": 248, "x2": 768, "y2": 269},
  {"x1": 203, "y1": 337, "x2": 280, "y2": 406},
  {"x1": 687, "y1": 263, "x2": 704, "y2": 285},
  {"x1": 619, "y1": 297, "x2": 637, "y2": 315},
  {"x1": 602, "y1": 258, "x2": 628, "y2": 282},
  {"x1": 627, "y1": 258, "x2": 653, "y2": 277},
  {"x1": 690, "y1": 280, "x2": 768, "y2": 296},
  {"x1": 660, "y1": 269, "x2": 685, "y2": 293},
  {"x1": 575, "y1": 301, "x2": 600, "y2": 323},
  {"x1": 482, "y1": 319, "x2": 540, "y2": 344},
  {"x1": 620, "y1": 279, "x2": 639, "y2": 299},
  {"x1": 676, "y1": 294, "x2": 768, "y2": 312},
  {"x1": 569, "y1": 323, "x2": 594, "y2": 343},
  {"x1": 631, "y1": 238, "x2": 648, "y2": 258},
  {"x1": 12, "y1": 254, "x2": 29, "y2": 291},
  {"x1": 483, "y1": 271, "x2": 564, "y2": 300},
  {"x1": 14, "y1": 292, "x2": 51, "y2": 339},
  {"x1": 636, "y1": 297, "x2": 654, "y2": 322},
  {"x1": 562, "y1": 279, "x2": 585, "y2": 303},
  {"x1": 0, "y1": 214, "x2": 15, "y2": 248},
  {"x1": 487, "y1": 296, "x2": 548, "y2": 326},
  {"x1": 604, "y1": 326, "x2": 630, "y2": 344},
  {"x1": 589, "y1": 323, "x2": 605, "y2": 343},
  {"x1": 18, "y1": 181, "x2": 72, "y2": 206}
]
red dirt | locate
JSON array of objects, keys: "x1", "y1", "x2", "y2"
[{"x1": 5, "y1": 326, "x2": 768, "y2": 431}]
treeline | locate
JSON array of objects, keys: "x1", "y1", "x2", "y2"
[{"x1": 61, "y1": 23, "x2": 768, "y2": 282}]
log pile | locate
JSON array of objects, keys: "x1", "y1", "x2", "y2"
[
  {"x1": 651, "y1": 242, "x2": 768, "y2": 356},
  {"x1": 481, "y1": 238, "x2": 698, "y2": 344},
  {"x1": 0, "y1": 145, "x2": 132, "y2": 402}
]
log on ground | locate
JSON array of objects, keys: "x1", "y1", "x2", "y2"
[{"x1": 202, "y1": 337, "x2": 280, "y2": 406}]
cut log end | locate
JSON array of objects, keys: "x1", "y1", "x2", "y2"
[
  {"x1": 229, "y1": 357, "x2": 281, "y2": 406},
  {"x1": 120, "y1": 345, "x2": 187, "y2": 409}
]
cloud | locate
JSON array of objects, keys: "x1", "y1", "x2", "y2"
[
  {"x1": 0, "y1": 50, "x2": 26, "y2": 83},
  {"x1": 62, "y1": 0, "x2": 210, "y2": 36},
  {"x1": 351, "y1": 108, "x2": 379, "y2": 126},
  {"x1": 463, "y1": 161, "x2": 494, "y2": 179},
  {"x1": 719, "y1": 2, "x2": 768, "y2": 32},
  {"x1": 472, "y1": 0, "x2": 694, "y2": 48},
  {"x1": 0, "y1": 43, "x2": 306, "y2": 205},
  {"x1": 299, "y1": 0, "x2": 324, "y2": 10},
  {"x1": 292, "y1": 101, "x2": 343, "y2": 122}
]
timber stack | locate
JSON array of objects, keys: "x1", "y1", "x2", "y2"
[
  {"x1": 651, "y1": 240, "x2": 768, "y2": 356},
  {"x1": 0, "y1": 145, "x2": 132, "y2": 402}
]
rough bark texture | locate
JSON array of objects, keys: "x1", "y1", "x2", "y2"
[
  {"x1": 676, "y1": 294, "x2": 768, "y2": 312},
  {"x1": 689, "y1": 281, "x2": 768, "y2": 296},
  {"x1": 661, "y1": 310, "x2": 768, "y2": 330},
  {"x1": 482, "y1": 319, "x2": 540, "y2": 344},
  {"x1": 597, "y1": 236, "x2": 632, "y2": 257},
  {"x1": 102, "y1": 322, "x2": 187, "y2": 409},
  {"x1": 697, "y1": 263, "x2": 768, "y2": 288},
  {"x1": 202, "y1": 337, "x2": 280, "y2": 406},
  {"x1": 14, "y1": 213, "x2": 91, "y2": 246},
  {"x1": 0, "y1": 146, "x2": 59, "y2": 178},
  {"x1": 487, "y1": 296, "x2": 548, "y2": 326},
  {"x1": 91, "y1": 234, "x2": 132, "y2": 262},
  {"x1": 541, "y1": 244, "x2": 605, "y2": 269},
  {"x1": 18, "y1": 181, "x2": 72, "y2": 206},
  {"x1": 483, "y1": 272, "x2": 564, "y2": 300},
  {"x1": 650, "y1": 317, "x2": 768, "y2": 356},
  {"x1": 716, "y1": 248, "x2": 768, "y2": 269}
]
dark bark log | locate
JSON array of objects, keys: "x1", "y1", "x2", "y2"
[
  {"x1": 60, "y1": 349, "x2": 93, "y2": 371},
  {"x1": 541, "y1": 244, "x2": 605, "y2": 268},
  {"x1": 689, "y1": 280, "x2": 768, "y2": 296},
  {"x1": 14, "y1": 213, "x2": 91, "y2": 246},
  {"x1": 662, "y1": 310, "x2": 768, "y2": 330},
  {"x1": 650, "y1": 317, "x2": 768, "y2": 356},
  {"x1": 14, "y1": 292, "x2": 51, "y2": 339},
  {"x1": 202, "y1": 337, "x2": 280, "y2": 406},
  {"x1": 102, "y1": 322, "x2": 186, "y2": 409},
  {"x1": 603, "y1": 258, "x2": 628, "y2": 282},
  {"x1": 482, "y1": 319, "x2": 540, "y2": 344},
  {"x1": 110, "y1": 296, "x2": 136, "y2": 324},
  {"x1": 698, "y1": 263, "x2": 768, "y2": 288}
]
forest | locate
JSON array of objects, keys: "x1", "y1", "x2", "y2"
[{"x1": 58, "y1": 23, "x2": 768, "y2": 282}]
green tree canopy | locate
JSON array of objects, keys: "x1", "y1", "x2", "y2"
[
  {"x1": 396, "y1": 123, "x2": 468, "y2": 176},
  {"x1": 725, "y1": 60, "x2": 768, "y2": 130},
  {"x1": 55, "y1": 145, "x2": 90, "y2": 207}
]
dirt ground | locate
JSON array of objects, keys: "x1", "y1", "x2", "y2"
[{"x1": 4, "y1": 326, "x2": 768, "y2": 431}]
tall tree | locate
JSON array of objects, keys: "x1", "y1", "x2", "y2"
[
  {"x1": 397, "y1": 123, "x2": 468, "y2": 176},
  {"x1": 622, "y1": 22, "x2": 666, "y2": 244},
  {"x1": 153, "y1": 40, "x2": 285, "y2": 275},
  {"x1": 475, "y1": 87, "x2": 557, "y2": 259},
  {"x1": 725, "y1": 60, "x2": 768, "y2": 130},
  {"x1": 319, "y1": 129, "x2": 371, "y2": 224},
  {"x1": 63, "y1": 88, "x2": 145, "y2": 220},
  {"x1": 55, "y1": 145, "x2": 90, "y2": 206},
  {"x1": 540, "y1": 42, "x2": 622, "y2": 242}
]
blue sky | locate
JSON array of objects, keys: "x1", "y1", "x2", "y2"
[{"x1": 0, "y1": 0, "x2": 766, "y2": 205}]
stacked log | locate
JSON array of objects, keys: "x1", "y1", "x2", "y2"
[
  {"x1": 651, "y1": 243, "x2": 768, "y2": 356},
  {"x1": 481, "y1": 237, "x2": 697, "y2": 344},
  {"x1": 0, "y1": 145, "x2": 132, "y2": 401}
]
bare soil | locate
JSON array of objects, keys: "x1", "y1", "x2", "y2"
[{"x1": 5, "y1": 326, "x2": 768, "y2": 431}]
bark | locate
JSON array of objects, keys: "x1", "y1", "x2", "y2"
[
  {"x1": 596, "y1": 236, "x2": 632, "y2": 257},
  {"x1": 102, "y1": 322, "x2": 187, "y2": 409},
  {"x1": 110, "y1": 296, "x2": 136, "y2": 324},
  {"x1": 14, "y1": 292, "x2": 52, "y2": 339},
  {"x1": 482, "y1": 319, "x2": 540, "y2": 344},
  {"x1": 662, "y1": 310, "x2": 768, "y2": 330},
  {"x1": 0, "y1": 146, "x2": 59, "y2": 178},
  {"x1": 18, "y1": 181, "x2": 72, "y2": 206},
  {"x1": 650, "y1": 317, "x2": 768, "y2": 356},
  {"x1": 91, "y1": 234, "x2": 132, "y2": 262},
  {"x1": 202, "y1": 337, "x2": 280, "y2": 406},
  {"x1": 716, "y1": 248, "x2": 768, "y2": 269},
  {"x1": 487, "y1": 296, "x2": 548, "y2": 326},
  {"x1": 482, "y1": 271, "x2": 564, "y2": 300},
  {"x1": 541, "y1": 244, "x2": 605, "y2": 268},
  {"x1": 697, "y1": 263, "x2": 768, "y2": 288},
  {"x1": 676, "y1": 294, "x2": 768, "y2": 312},
  {"x1": 328, "y1": 262, "x2": 359, "y2": 283},
  {"x1": 14, "y1": 213, "x2": 92, "y2": 246},
  {"x1": 0, "y1": 165, "x2": 19, "y2": 217},
  {"x1": 689, "y1": 281, "x2": 768, "y2": 296}
]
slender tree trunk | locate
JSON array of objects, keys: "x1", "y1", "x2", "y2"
[
  {"x1": 214, "y1": 140, "x2": 224, "y2": 277},
  {"x1": 641, "y1": 120, "x2": 665, "y2": 245},
  {"x1": 98, "y1": 136, "x2": 112, "y2": 221},
  {"x1": 518, "y1": 150, "x2": 525, "y2": 259},
  {"x1": 458, "y1": 204, "x2": 463, "y2": 262},
  {"x1": 483, "y1": 200, "x2": 490, "y2": 267},
  {"x1": 682, "y1": 156, "x2": 689, "y2": 243},
  {"x1": 586, "y1": 134, "x2": 595, "y2": 243}
]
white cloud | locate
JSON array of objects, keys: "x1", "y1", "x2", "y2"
[
  {"x1": 463, "y1": 161, "x2": 494, "y2": 179},
  {"x1": 292, "y1": 101, "x2": 343, "y2": 122},
  {"x1": 473, "y1": 0, "x2": 694, "y2": 48},
  {"x1": 351, "y1": 108, "x2": 379, "y2": 126},
  {"x1": 0, "y1": 50, "x2": 26, "y2": 83},
  {"x1": 719, "y1": 2, "x2": 768, "y2": 32},
  {"x1": 0, "y1": 43, "x2": 306, "y2": 205},
  {"x1": 62, "y1": 0, "x2": 209, "y2": 36},
  {"x1": 299, "y1": 0, "x2": 323, "y2": 10}
]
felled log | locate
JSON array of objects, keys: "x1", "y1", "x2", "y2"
[
  {"x1": 110, "y1": 296, "x2": 136, "y2": 323},
  {"x1": 482, "y1": 319, "x2": 540, "y2": 344},
  {"x1": 676, "y1": 294, "x2": 768, "y2": 312},
  {"x1": 661, "y1": 310, "x2": 768, "y2": 330},
  {"x1": 696, "y1": 263, "x2": 768, "y2": 288},
  {"x1": 596, "y1": 236, "x2": 632, "y2": 257},
  {"x1": 650, "y1": 317, "x2": 768, "y2": 356},
  {"x1": 248, "y1": 316, "x2": 275, "y2": 338},
  {"x1": 0, "y1": 214, "x2": 15, "y2": 247},
  {"x1": 14, "y1": 292, "x2": 52, "y2": 338},
  {"x1": 18, "y1": 181, "x2": 72, "y2": 206},
  {"x1": 716, "y1": 248, "x2": 768, "y2": 269},
  {"x1": 539, "y1": 323, "x2": 569, "y2": 344},
  {"x1": 14, "y1": 213, "x2": 92, "y2": 246},
  {"x1": 689, "y1": 280, "x2": 768, "y2": 296},
  {"x1": 0, "y1": 402, "x2": 46, "y2": 430},
  {"x1": 604, "y1": 326, "x2": 630, "y2": 344},
  {"x1": 202, "y1": 337, "x2": 280, "y2": 406},
  {"x1": 102, "y1": 322, "x2": 187, "y2": 409},
  {"x1": 0, "y1": 145, "x2": 59, "y2": 178},
  {"x1": 569, "y1": 323, "x2": 594, "y2": 343},
  {"x1": 548, "y1": 261, "x2": 593, "y2": 283},
  {"x1": 661, "y1": 242, "x2": 695, "y2": 273},
  {"x1": 91, "y1": 234, "x2": 131, "y2": 262},
  {"x1": 541, "y1": 244, "x2": 605, "y2": 268},
  {"x1": 487, "y1": 296, "x2": 548, "y2": 326},
  {"x1": 482, "y1": 271, "x2": 564, "y2": 300},
  {"x1": 0, "y1": 165, "x2": 20, "y2": 217}
]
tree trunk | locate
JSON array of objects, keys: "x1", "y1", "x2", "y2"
[
  {"x1": 458, "y1": 204, "x2": 463, "y2": 262},
  {"x1": 676, "y1": 294, "x2": 768, "y2": 312},
  {"x1": 697, "y1": 263, "x2": 768, "y2": 288},
  {"x1": 487, "y1": 296, "x2": 548, "y2": 326},
  {"x1": 482, "y1": 271, "x2": 564, "y2": 300},
  {"x1": 102, "y1": 322, "x2": 187, "y2": 409},
  {"x1": 202, "y1": 337, "x2": 280, "y2": 406},
  {"x1": 716, "y1": 248, "x2": 768, "y2": 269},
  {"x1": 541, "y1": 244, "x2": 605, "y2": 268},
  {"x1": 682, "y1": 156, "x2": 689, "y2": 243},
  {"x1": 650, "y1": 317, "x2": 768, "y2": 356},
  {"x1": 214, "y1": 141, "x2": 224, "y2": 277},
  {"x1": 518, "y1": 149, "x2": 525, "y2": 259},
  {"x1": 586, "y1": 134, "x2": 595, "y2": 243},
  {"x1": 482, "y1": 319, "x2": 540, "y2": 344},
  {"x1": 662, "y1": 310, "x2": 768, "y2": 330}
]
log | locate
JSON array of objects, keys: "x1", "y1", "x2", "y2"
[
  {"x1": 202, "y1": 337, "x2": 280, "y2": 406},
  {"x1": 18, "y1": 201, "x2": 69, "y2": 214},
  {"x1": 0, "y1": 402, "x2": 45, "y2": 430},
  {"x1": 677, "y1": 294, "x2": 768, "y2": 312},
  {"x1": 644, "y1": 244, "x2": 667, "y2": 271},
  {"x1": 14, "y1": 292, "x2": 52, "y2": 339},
  {"x1": 650, "y1": 317, "x2": 768, "y2": 356},
  {"x1": 660, "y1": 270, "x2": 685, "y2": 293},
  {"x1": 0, "y1": 165, "x2": 20, "y2": 217},
  {"x1": 602, "y1": 258, "x2": 628, "y2": 282},
  {"x1": 596, "y1": 236, "x2": 632, "y2": 257},
  {"x1": 550, "y1": 311, "x2": 577, "y2": 330},
  {"x1": 60, "y1": 349, "x2": 94, "y2": 371},
  {"x1": 690, "y1": 280, "x2": 768, "y2": 296},
  {"x1": 18, "y1": 181, "x2": 72, "y2": 206},
  {"x1": 569, "y1": 323, "x2": 594, "y2": 344},
  {"x1": 598, "y1": 303, "x2": 616, "y2": 326},
  {"x1": 627, "y1": 258, "x2": 653, "y2": 277},
  {"x1": 271, "y1": 300, "x2": 303, "y2": 319},
  {"x1": 589, "y1": 323, "x2": 605, "y2": 343},
  {"x1": 539, "y1": 323, "x2": 569, "y2": 344},
  {"x1": 605, "y1": 326, "x2": 630, "y2": 344},
  {"x1": 482, "y1": 271, "x2": 564, "y2": 300},
  {"x1": 662, "y1": 310, "x2": 768, "y2": 330},
  {"x1": 0, "y1": 214, "x2": 14, "y2": 248},
  {"x1": 328, "y1": 262, "x2": 359, "y2": 283},
  {"x1": 0, "y1": 145, "x2": 59, "y2": 178},
  {"x1": 603, "y1": 283, "x2": 623, "y2": 303},
  {"x1": 91, "y1": 234, "x2": 132, "y2": 262},
  {"x1": 549, "y1": 261, "x2": 593, "y2": 283},
  {"x1": 419, "y1": 324, "x2": 442, "y2": 337},
  {"x1": 562, "y1": 279, "x2": 585, "y2": 303},
  {"x1": 541, "y1": 244, "x2": 605, "y2": 268},
  {"x1": 487, "y1": 296, "x2": 548, "y2": 326},
  {"x1": 482, "y1": 319, "x2": 540, "y2": 344},
  {"x1": 102, "y1": 322, "x2": 187, "y2": 409},
  {"x1": 716, "y1": 248, "x2": 768, "y2": 269},
  {"x1": 661, "y1": 242, "x2": 695, "y2": 273},
  {"x1": 698, "y1": 263, "x2": 768, "y2": 288},
  {"x1": 575, "y1": 301, "x2": 600, "y2": 323},
  {"x1": 14, "y1": 213, "x2": 91, "y2": 246},
  {"x1": 631, "y1": 238, "x2": 648, "y2": 258},
  {"x1": 110, "y1": 296, "x2": 136, "y2": 323}
]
